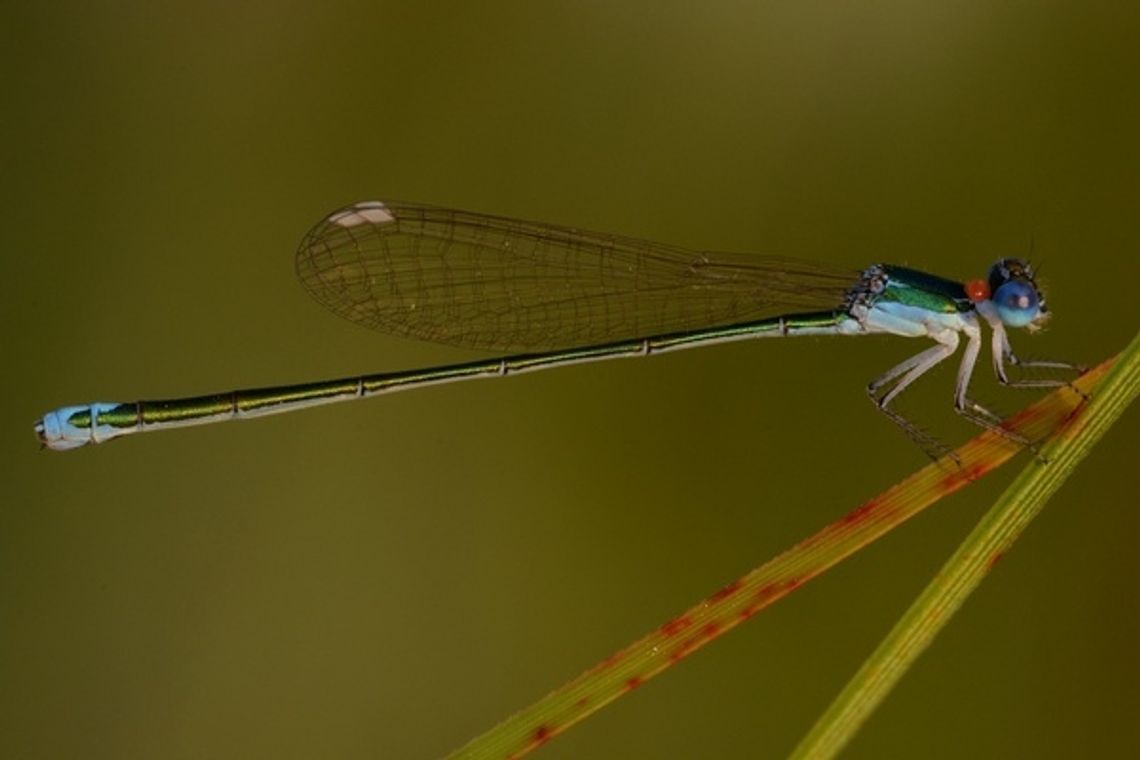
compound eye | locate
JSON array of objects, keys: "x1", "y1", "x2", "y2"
[{"x1": 993, "y1": 280, "x2": 1040, "y2": 327}]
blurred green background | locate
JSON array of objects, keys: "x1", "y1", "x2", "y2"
[{"x1": 3, "y1": 2, "x2": 1138, "y2": 758}]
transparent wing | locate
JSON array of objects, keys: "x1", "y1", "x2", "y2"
[{"x1": 295, "y1": 200, "x2": 860, "y2": 352}]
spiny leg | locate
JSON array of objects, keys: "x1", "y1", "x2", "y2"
[
  {"x1": 991, "y1": 324, "x2": 1086, "y2": 392},
  {"x1": 867, "y1": 335, "x2": 960, "y2": 463},
  {"x1": 956, "y1": 321, "x2": 1026, "y2": 437},
  {"x1": 956, "y1": 321, "x2": 1043, "y2": 455},
  {"x1": 986, "y1": 321, "x2": 1092, "y2": 444}
]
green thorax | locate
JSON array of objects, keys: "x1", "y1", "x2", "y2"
[{"x1": 876, "y1": 265, "x2": 972, "y2": 314}]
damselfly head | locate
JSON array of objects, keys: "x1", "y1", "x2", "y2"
[{"x1": 987, "y1": 258, "x2": 1048, "y2": 330}]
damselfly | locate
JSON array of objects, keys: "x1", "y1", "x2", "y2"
[{"x1": 35, "y1": 200, "x2": 1079, "y2": 456}]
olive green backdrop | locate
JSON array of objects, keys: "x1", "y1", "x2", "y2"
[{"x1": 3, "y1": 2, "x2": 1137, "y2": 758}]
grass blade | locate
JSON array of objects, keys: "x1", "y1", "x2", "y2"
[
  {"x1": 447, "y1": 355, "x2": 1120, "y2": 759},
  {"x1": 789, "y1": 330, "x2": 1140, "y2": 760}
]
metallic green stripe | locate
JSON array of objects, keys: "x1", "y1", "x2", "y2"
[
  {"x1": 138, "y1": 380, "x2": 363, "y2": 423},
  {"x1": 879, "y1": 266, "x2": 970, "y2": 314},
  {"x1": 363, "y1": 361, "x2": 497, "y2": 393},
  {"x1": 88, "y1": 403, "x2": 140, "y2": 431},
  {"x1": 783, "y1": 311, "x2": 849, "y2": 330},
  {"x1": 652, "y1": 311, "x2": 848, "y2": 348},
  {"x1": 140, "y1": 397, "x2": 231, "y2": 423},
  {"x1": 69, "y1": 407, "x2": 127, "y2": 430},
  {"x1": 99, "y1": 311, "x2": 857, "y2": 431},
  {"x1": 236, "y1": 380, "x2": 361, "y2": 412},
  {"x1": 651, "y1": 320, "x2": 781, "y2": 349},
  {"x1": 507, "y1": 342, "x2": 643, "y2": 370}
]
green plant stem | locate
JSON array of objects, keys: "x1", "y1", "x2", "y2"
[
  {"x1": 448, "y1": 355, "x2": 1115, "y2": 759},
  {"x1": 789, "y1": 328, "x2": 1140, "y2": 760}
]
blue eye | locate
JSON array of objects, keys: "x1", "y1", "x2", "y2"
[{"x1": 993, "y1": 280, "x2": 1039, "y2": 327}]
